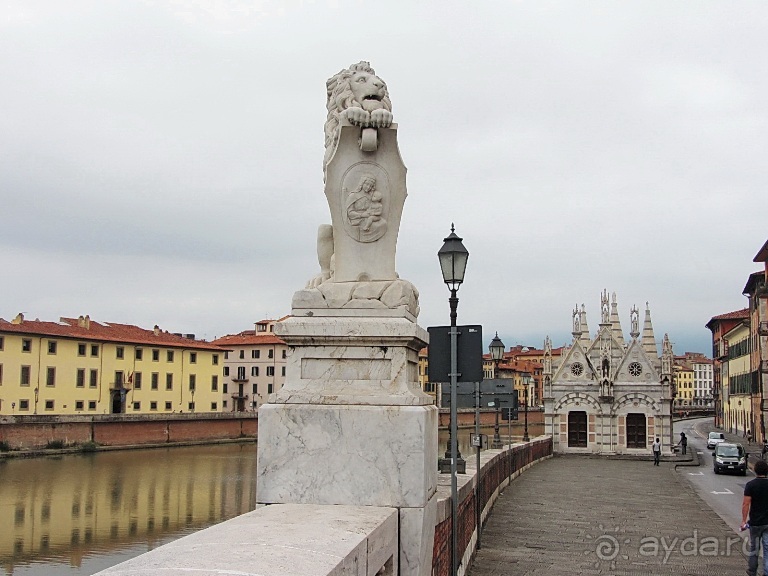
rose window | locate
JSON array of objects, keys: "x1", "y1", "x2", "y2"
[
  {"x1": 571, "y1": 362, "x2": 584, "y2": 377},
  {"x1": 628, "y1": 362, "x2": 642, "y2": 377}
]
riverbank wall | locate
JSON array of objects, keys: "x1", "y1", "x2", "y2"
[{"x1": 0, "y1": 412, "x2": 258, "y2": 452}]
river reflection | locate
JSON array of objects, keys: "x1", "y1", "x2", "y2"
[{"x1": 0, "y1": 442, "x2": 257, "y2": 576}]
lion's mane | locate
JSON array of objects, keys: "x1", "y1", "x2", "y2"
[{"x1": 323, "y1": 61, "x2": 392, "y2": 175}]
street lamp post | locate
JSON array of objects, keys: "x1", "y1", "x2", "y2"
[
  {"x1": 438, "y1": 224, "x2": 468, "y2": 576},
  {"x1": 489, "y1": 333, "x2": 505, "y2": 449},
  {"x1": 523, "y1": 376, "x2": 530, "y2": 442}
]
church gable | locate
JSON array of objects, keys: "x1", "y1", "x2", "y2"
[
  {"x1": 613, "y1": 339, "x2": 660, "y2": 385},
  {"x1": 583, "y1": 324, "x2": 626, "y2": 380},
  {"x1": 552, "y1": 340, "x2": 597, "y2": 384}
]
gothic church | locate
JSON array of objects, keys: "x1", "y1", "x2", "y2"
[{"x1": 543, "y1": 291, "x2": 674, "y2": 455}]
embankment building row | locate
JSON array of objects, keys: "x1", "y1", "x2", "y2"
[{"x1": 0, "y1": 314, "x2": 224, "y2": 416}]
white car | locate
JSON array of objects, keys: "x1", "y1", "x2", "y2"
[{"x1": 707, "y1": 432, "x2": 726, "y2": 450}]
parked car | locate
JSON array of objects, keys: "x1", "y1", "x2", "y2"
[
  {"x1": 707, "y1": 432, "x2": 726, "y2": 450},
  {"x1": 713, "y1": 442, "x2": 747, "y2": 475}
]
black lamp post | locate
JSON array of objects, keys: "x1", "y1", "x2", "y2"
[
  {"x1": 438, "y1": 224, "x2": 468, "y2": 576},
  {"x1": 523, "y1": 375, "x2": 530, "y2": 442},
  {"x1": 489, "y1": 333, "x2": 505, "y2": 448}
]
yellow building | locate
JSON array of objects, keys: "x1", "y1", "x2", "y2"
[
  {"x1": 724, "y1": 321, "x2": 752, "y2": 436},
  {"x1": 417, "y1": 347, "x2": 435, "y2": 399},
  {"x1": 673, "y1": 359, "x2": 694, "y2": 407},
  {"x1": 0, "y1": 313, "x2": 224, "y2": 415}
]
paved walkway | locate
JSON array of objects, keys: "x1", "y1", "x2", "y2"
[{"x1": 468, "y1": 455, "x2": 750, "y2": 576}]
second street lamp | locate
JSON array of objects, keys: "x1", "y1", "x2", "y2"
[{"x1": 489, "y1": 333, "x2": 505, "y2": 449}]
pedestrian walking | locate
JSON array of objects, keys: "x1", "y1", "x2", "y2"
[
  {"x1": 742, "y1": 459, "x2": 768, "y2": 576},
  {"x1": 652, "y1": 437, "x2": 661, "y2": 466},
  {"x1": 748, "y1": 429, "x2": 753, "y2": 445},
  {"x1": 677, "y1": 432, "x2": 687, "y2": 455}
]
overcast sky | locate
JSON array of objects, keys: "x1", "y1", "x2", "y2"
[{"x1": 2, "y1": 1, "x2": 766, "y2": 355}]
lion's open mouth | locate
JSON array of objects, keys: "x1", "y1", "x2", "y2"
[{"x1": 363, "y1": 95, "x2": 381, "y2": 102}]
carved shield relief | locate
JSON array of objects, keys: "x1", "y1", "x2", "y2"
[{"x1": 340, "y1": 161, "x2": 390, "y2": 243}]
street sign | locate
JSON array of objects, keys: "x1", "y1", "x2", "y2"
[{"x1": 427, "y1": 325, "x2": 483, "y2": 383}]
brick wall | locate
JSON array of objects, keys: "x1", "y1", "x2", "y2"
[{"x1": 0, "y1": 413, "x2": 258, "y2": 450}]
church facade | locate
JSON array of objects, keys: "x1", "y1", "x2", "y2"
[{"x1": 543, "y1": 291, "x2": 675, "y2": 455}]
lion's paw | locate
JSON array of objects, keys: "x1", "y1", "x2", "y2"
[
  {"x1": 370, "y1": 109, "x2": 393, "y2": 128},
  {"x1": 345, "y1": 107, "x2": 370, "y2": 126}
]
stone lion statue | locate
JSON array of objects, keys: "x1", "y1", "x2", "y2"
[
  {"x1": 323, "y1": 61, "x2": 393, "y2": 176},
  {"x1": 308, "y1": 61, "x2": 394, "y2": 289}
]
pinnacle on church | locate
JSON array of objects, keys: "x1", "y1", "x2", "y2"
[
  {"x1": 579, "y1": 304, "x2": 591, "y2": 347},
  {"x1": 610, "y1": 292, "x2": 625, "y2": 347},
  {"x1": 641, "y1": 302, "x2": 659, "y2": 359}
]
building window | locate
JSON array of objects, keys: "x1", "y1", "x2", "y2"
[
  {"x1": 167, "y1": 350, "x2": 174, "y2": 362},
  {"x1": 114, "y1": 371, "x2": 124, "y2": 388},
  {"x1": 189, "y1": 374, "x2": 196, "y2": 391},
  {"x1": 222, "y1": 400, "x2": 228, "y2": 409},
  {"x1": 48, "y1": 341, "x2": 57, "y2": 354},
  {"x1": 212, "y1": 354, "x2": 219, "y2": 365},
  {"x1": 268, "y1": 383, "x2": 274, "y2": 394},
  {"x1": 46, "y1": 367, "x2": 56, "y2": 387},
  {"x1": 151, "y1": 373, "x2": 159, "y2": 390},
  {"x1": 88, "y1": 400, "x2": 96, "y2": 410},
  {"x1": 150, "y1": 401, "x2": 157, "y2": 411},
  {"x1": 91, "y1": 345, "x2": 99, "y2": 357},
  {"x1": 0, "y1": 336, "x2": 3, "y2": 350},
  {"x1": 133, "y1": 402, "x2": 140, "y2": 411},
  {"x1": 133, "y1": 372, "x2": 142, "y2": 390},
  {"x1": 152, "y1": 349, "x2": 159, "y2": 361},
  {"x1": 78, "y1": 343, "x2": 86, "y2": 356},
  {"x1": 44, "y1": 400, "x2": 54, "y2": 411},
  {"x1": 268, "y1": 349, "x2": 274, "y2": 359},
  {"x1": 282, "y1": 350, "x2": 287, "y2": 359},
  {"x1": 252, "y1": 383, "x2": 258, "y2": 394},
  {"x1": 252, "y1": 400, "x2": 258, "y2": 408},
  {"x1": 281, "y1": 367, "x2": 286, "y2": 377},
  {"x1": 89, "y1": 369, "x2": 98, "y2": 388},
  {"x1": 75, "y1": 401, "x2": 84, "y2": 410},
  {"x1": 19, "y1": 399, "x2": 29, "y2": 411},
  {"x1": 116, "y1": 347, "x2": 124, "y2": 359},
  {"x1": 267, "y1": 366, "x2": 275, "y2": 377},
  {"x1": 211, "y1": 402, "x2": 217, "y2": 411},
  {"x1": 0, "y1": 363, "x2": 3, "y2": 385},
  {"x1": 22, "y1": 339, "x2": 32, "y2": 352},
  {"x1": 166, "y1": 373, "x2": 173, "y2": 390},
  {"x1": 135, "y1": 348, "x2": 143, "y2": 361},
  {"x1": 76, "y1": 369, "x2": 85, "y2": 388},
  {"x1": 251, "y1": 349, "x2": 259, "y2": 359},
  {"x1": 190, "y1": 352, "x2": 197, "y2": 364},
  {"x1": 188, "y1": 402, "x2": 195, "y2": 411},
  {"x1": 164, "y1": 401, "x2": 172, "y2": 411},
  {"x1": 20, "y1": 366, "x2": 30, "y2": 386},
  {"x1": 239, "y1": 350, "x2": 245, "y2": 359},
  {"x1": 237, "y1": 366, "x2": 246, "y2": 380},
  {"x1": 223, "y1": 383, "x2": 228, "y2": 394},
  {"x1": 211, "y1": 375, "x2": 218, "y2": 391},
  {"x1": 252, "y1": 366, "x2": 259, "y2": 377},
  {"x1": 223, "y1": 367, "x2": 230, "y2": 376},
  {"x1": 224, "y1": 352, "x2": 229, "y2": 360}
]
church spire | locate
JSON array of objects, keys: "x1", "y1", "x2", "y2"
[
  {"x1": 579, "y1": 304, "x2": 591, "y2": 347},
  {"x1": 610, "y1": 292, "x2": 625, "y2": 347},
  {"x1": 641, "y1": 302, "x2": 658, "y2": 359}
]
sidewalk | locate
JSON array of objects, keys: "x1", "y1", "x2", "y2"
[{"x1": 467, "y1": 455, "x2": 748, "y2": 576}]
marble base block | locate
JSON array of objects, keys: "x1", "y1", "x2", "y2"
[
  {"x1": 273, "y1": 316, "x2": 432, "y2": 406},
  {"x1": 257, "y1": 403, "x2": 437, "y2": 508}
]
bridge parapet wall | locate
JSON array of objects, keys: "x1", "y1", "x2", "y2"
[{"x1": 432, "y1": 436, "x2": 553, "y2": 576}]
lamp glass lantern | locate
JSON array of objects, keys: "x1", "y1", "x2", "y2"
[
  {"x1": 438, "y1": 225, "x2": 468, "y2": 291},
  {"x1": 489, "y1": 332, "x2": 505, "y2": 363}
]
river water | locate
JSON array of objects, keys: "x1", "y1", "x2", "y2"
[
  {"x1": 0, "y1": 443, "x2": 258, "y2": 576},
  {"x1": 1, "y1": 429, "x2": 494, "y2": 575}
]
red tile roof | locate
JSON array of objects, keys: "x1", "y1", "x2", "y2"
[
  {"x1": 707, "y1": 308, "x2": 749, "y2": 322},
  {"x1": 754, "y1": 239, "x2": 768, "y2": 263},
  {"x1": 0, "y1": 315, "x2": 224, "y2": 350},
  {"x1": 211, "y1": 331, "x2": 286, "y2": 347}
]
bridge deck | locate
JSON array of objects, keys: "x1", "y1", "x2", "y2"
[{"x1": 468, "y1": 455, "x2": 749, "y2": 575}]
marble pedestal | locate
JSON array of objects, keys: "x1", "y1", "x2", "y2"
[{"x1": 257, "y1": 314, "x2": 436, "y2": 576}]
